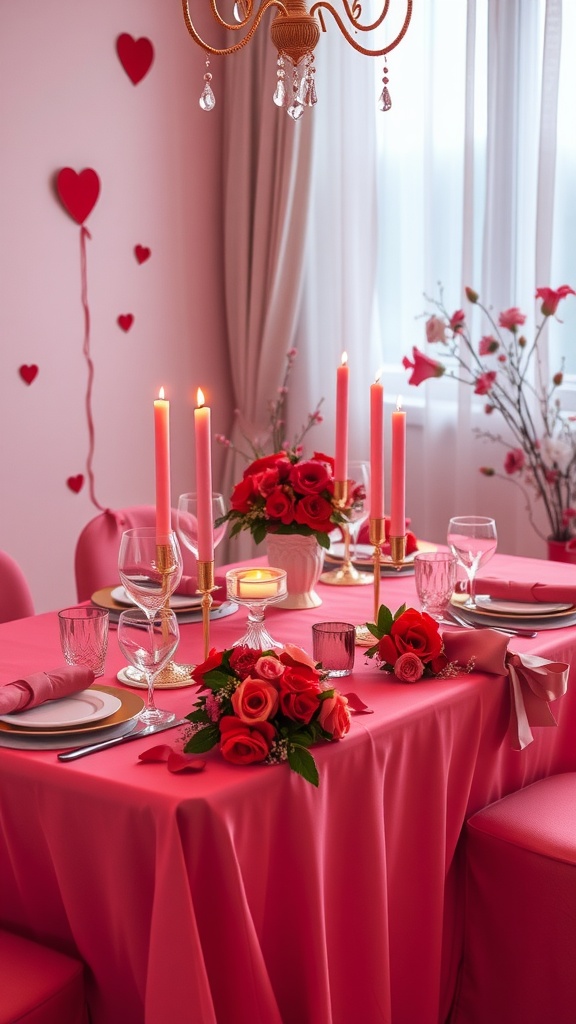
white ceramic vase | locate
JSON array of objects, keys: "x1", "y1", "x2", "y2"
[{"x1": 265, "y1": 533, "x2": 324, "y2": 609}]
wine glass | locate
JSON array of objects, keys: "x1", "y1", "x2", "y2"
[
  {"x1": 321, "y1": 462, "x2": 372, "y2": 586},
  {"x1": 447, "y1": 516, "x2": 497, "y2": 608},
  {"x1": 117, "y1": 609, "x2": 179, "y2": 724},
  {"x1": 348, "y1": 461, "x2": 371, "y2": 559},
  {"x1": 177, "y1": 493, "x2": 228, "y2": 562}
]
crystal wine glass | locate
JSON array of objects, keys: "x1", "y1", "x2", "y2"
[
  {"x1": 117, "y1": 609, "x2": 179, "y2": 724},
  {"x1": 177, "y1": 493, "x2": 228, "y2": 561},
  {"x1": 447, "y1": 516, "x2": 497, "y2": 608},
  {"x1": 321, "y1": 462, "x2": 372, "y2": 586}
]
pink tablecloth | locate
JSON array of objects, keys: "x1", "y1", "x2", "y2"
[{"x1": 1, "y1": 552, "x2": 576, "y2": 1024}]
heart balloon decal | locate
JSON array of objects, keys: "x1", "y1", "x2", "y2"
[
  {"x1": 117, "y1": 313, "x2": 134, "y2": 332},
  {"x1": 19, "y1": 364, "x2": 39, "y2": 385},
  {"x1": 67, "y1": 474, "x2": 84, "y2": 494},
  {"x1": 134, "y1": 244, "x2": 151, "y2": 264},
  {"x1": 56, "y1": 168, "x2": 100, "y2": 225},
  {"x1": 116, "y1": 34, "x2": 154, "y2": 85}
]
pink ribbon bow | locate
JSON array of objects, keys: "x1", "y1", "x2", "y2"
[{"x1": 441, "y1": 629, "x2": 568, "y2": 750}]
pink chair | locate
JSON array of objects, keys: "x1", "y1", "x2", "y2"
[
  {"x1": 453, "y1": 773, "x2": 576, "y2": 1024},
  {"x1": 0, "y1": 551, "x2": 35, "y2": 622},
  {"x1": 74, "y1": 506, "x2": 197, "y2": 602},
  {"x1": 0, "y1": 927, "x2": 88, "y2": 1024}
]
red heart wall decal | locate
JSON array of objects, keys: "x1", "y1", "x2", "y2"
[
  {"x1": 134, "y1": 244, "x2": 151, "y2": 264},
  {"x1": 19, "y1": 364, "x2": 39, "y2": 385},
  {"x1": 116, "y1": 34, "x2": 154, "y2": 85},
  {"x1": 56, "y1": 168, "x2": 100, "y2": 225},
  {"x1": 117, "y1": 314, "x2": 134, "y2": 332},
  {"x1": 67, "y1": 474, "x2": 84, "y2": 494}
]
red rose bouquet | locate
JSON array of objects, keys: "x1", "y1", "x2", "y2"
[
  {"x1": 404, "y1": 285, "x2": 576, "y2": 542},
  {"x1": 184, "y1": 643, "x2": 352, "y2": 785},
  {"x1": 365, "y1": 603, "x2": 452, "y2": 681},
  {"x1": 218, "y1": 450, "x2": 362, "y2": 549}
]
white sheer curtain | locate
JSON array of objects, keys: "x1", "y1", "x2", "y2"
[
  {"x1": 291, "y1": 0, "x2": 573, "y2": 556},
  {"x1": 219, "y1": 22, "x2": 314, "y2": 560}
]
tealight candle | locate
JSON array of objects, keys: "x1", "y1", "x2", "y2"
[{"x1": 236, "y1": 568, "x2": 285, "y2": 600}]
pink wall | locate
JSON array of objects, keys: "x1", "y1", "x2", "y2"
[{"x1": 0, "y1": 3, "x2": 232, "y2": 612}]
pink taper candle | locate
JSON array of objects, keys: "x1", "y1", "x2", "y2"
[
  {"x1": 390, "y1": 398, "x2": 406, "y2": 536},
  {"x1": 370, "y1": 372, "x2": 384, "y2": 519},
  {"x1": 154, "y1": 387, "x2": 171, "y2": 540},
  {"x1": 335, "y1": 351, "x2": 349, "y2": 481},
  {"x1": 194, "y1": 388, "x2": 214, "y2": 562}
]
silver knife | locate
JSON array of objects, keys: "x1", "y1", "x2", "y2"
[{"x1": 57, "y1": 717, "x2": 188, "y2": 761}]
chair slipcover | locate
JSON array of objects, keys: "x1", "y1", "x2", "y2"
[
  {"x1": 0, "y1": 928, "x2": 88, "y2": 1024},
  {"x1": 453, "y1": 773, "x2": 576, "y2": 1024},
  {"x1": 0, "y1": 551, "x2": 34, "y2": 623},
  {"x1": 74, "y1": 506, "x2": 197, "y2": 602}
]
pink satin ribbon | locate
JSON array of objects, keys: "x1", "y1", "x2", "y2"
[{"x1": 442, "y1": 629, "x2": 568, "y2": 750}]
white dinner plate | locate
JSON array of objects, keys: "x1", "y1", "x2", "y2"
[
  {"x1": 0, "y1": 689, "x2": 122, "y2": 729},
  {"x1": 111, "y1": 586, "x2": 202, "y2": 610},
  {"x1": 0, "y1": 686, "x2": 144, "y2": 738},
  {"x1": 474, "y1": 596, "x2": 574, "y2": 617},
  {"x1": 0, "y1": 717, "x2": 140, "y2": 750},
  {"x1": 451, "y1": 600, "x2": 576, "y2": 632}
]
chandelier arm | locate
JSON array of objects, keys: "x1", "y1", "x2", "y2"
[
  {"x1": 181, "y1": 0, "x2": 288, "y2": 56},
  {"x1": 339, "y1": 0, "x2": 391, "y2": 34},
  {"x1": 309, "y1": 0, "x2": 412, "y2": 56}
]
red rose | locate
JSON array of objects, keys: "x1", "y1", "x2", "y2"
[
  {"x1": 219, "y1": 717, "x2": 276, "y2": 765},
  {"x1": 231, "y1": 677, "x2": 279, "y2": 723},
  {"x1": 376, "y1": 634, "x2": 401, "y2": 666},
  {"x1": 290, "y1": 459, "x2": 331, "y2": 495},
  {"x1": 278, "y1": 667, "x2": 321, "y2": 723},
  {"x1": 393, "y1": 652, "x2": 425, "y2": 683},
  {"x1": 294, "y1": 494, "x2": 334, "y2": 533},
  {"x1": 243, "y1": 453, "x2": 291, "y2": 480},
  {"x1": 230, "y1": 476, "x2": 256, "y2": 513},
  {"x1": 389, "y1": 608, "x2": 443, "y2": 662},
  {"x1": 265, "y1": 487, "x2": 295, "y2": 524},
  {"x1": 192, "y1": 648, "x2": 224, "y2": 686},
  {"x1": 312, "y1": 452, "x2": 335, "y2": 473},
  {"x1": 229, "y1": 646, "x2": 261, "y2": 680},
  {"x1": 257, "y1": 467, "x2": 282, "y2": 497},
  {"x1": 318, "y1": 692, "x2": 351, "y2": 738}
]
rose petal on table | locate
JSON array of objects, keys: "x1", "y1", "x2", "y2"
[
  {"x1": 138, "y1": 744, "x2": 173, "y2": 763},
  {"x1": 166, "y1": 752, "x2": 206, "y2": 773},
  {"x1": 344, "y1": 692, "x2": 373, "y2": 713}
]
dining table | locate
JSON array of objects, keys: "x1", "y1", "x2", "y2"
[{"x1": 1, "y1": 549, "x2": 576, "y2": 1024}]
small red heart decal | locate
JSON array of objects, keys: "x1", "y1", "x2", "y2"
[
  {"x1": 116, "y1": 34, "x2": 154, "y2": 85},
  {"x1": 134, "y1": 244, "x2": 151, "y2": 264},
  {"x1": 67, "y1": 474, "x2": 84, "y2": 494},
  {"x1": 19, "y1": 364, "x2": 39, "y2": 385},
  {"x1": 117, "y1": 313, "x2": 134, "y2": 332},
  {"x1": 56, "y1": 168, "x2": 100, "y2": 225}
]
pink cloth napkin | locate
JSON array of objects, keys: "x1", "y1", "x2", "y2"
[
  {"x1": 473, "y1": 577, "x2": 576, "y2": 605},
  {"x1": 175, "y1": 574, "x2": 226, "y2": 598},
  {"x1": 0, "y1": 666, "x2": 95, "y2": 716}
]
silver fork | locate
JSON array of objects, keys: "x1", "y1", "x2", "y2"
[{"x1": 445, "y1": 606, "x2": 537, "y2": 639}]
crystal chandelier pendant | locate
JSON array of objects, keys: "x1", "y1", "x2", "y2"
[
  {"x1": 378, "y1": 64, "x2": 391, "y2": 112},
  {"x1": 199, "y1": 56, "x2": 216, "y2": 111},
  {"x1": 297, "y1": 55, "x2": 317, "y2": 107},
  {"x1": 286, "y1": 63, "x2": 304, "y2": 120},
  {"x1": 273, "y1": 54, "x2": 287, "y2": 107}
]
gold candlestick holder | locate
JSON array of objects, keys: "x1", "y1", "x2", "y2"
[
  {"x1": 354, "y1": 522, "x2": 408, "y2": 646},
  {"x1": 148, "y1": 541, "x2": 195, "y2": 687},
  {"x1": 196, "y1": 559, "x2": 216, "y2": 660},
  {"x1": 320, "y1": 480, "x2": 372, "y2": 586}
]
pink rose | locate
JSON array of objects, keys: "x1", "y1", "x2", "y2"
[
  {"x1": 478, "y1": 335, "x2": 499, "y2": 356},
  {"x1": 403, "y1": 347, "x2": 445, "y2": 386},
  {"x1": 393, "y1": 652, "x2": 425, "y2": 683},
  {"x1": 231, "y1": 677, "x2": 279, "y2": 723},
  {"x1": 474, "y1": 371, "x2": 497, "y2": 396},
  {"x1": 318, "y1": 692, "x2": 351, "y2": 738},
  {"x1": 535, "y1": 285, "x2": 575, "y2": 317},
  {"x1": 294, "y1": 494, "x2": 334, "y2": 533},
  {"x1": 219, "y1": 717, "x2": 276, "y2": 765},
  {"x1": 290, "y1": 459, "x2": 331, "y2": 495},
  {"x1": 498, "y1": 307, "x2": 526, "y2": 330},
  {"x1": 425, "y1": 316, "x2": 446, "y2": 343},
  {"x1": 280, "y1": 644, "x2": 319, "y2": 672},
  {"x1": 504, "y1": 448, "x2": 525, "y2": 475},
  {"x1": 254, "y1": 655, "x2": 284, "y2": 681},
  {"x1": 265, "y1": 487, "x2": 295, "y2": 524}
]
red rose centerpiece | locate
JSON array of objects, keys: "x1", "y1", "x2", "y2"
[
  {"x1": 184, "y1": 643, "x2": 352, "y2": 785},
  {"x1": 365, "y1": 603, "x2": 450, "y2": 681}
]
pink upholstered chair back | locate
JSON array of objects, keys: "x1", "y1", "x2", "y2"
[
  {"x1": 74, "y1": 506, "x2": 197, "y2": 602},
  {"x1": 0, "y1": 550, "x2": 35, "y2": 622}
]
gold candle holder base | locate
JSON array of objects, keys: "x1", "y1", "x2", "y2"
[
  {"x1": 320, "y1": 481, "x2": 372, "y2": 587},
  {"x1": 155, "y1": 540, "x2": 196, "y2": 685}
]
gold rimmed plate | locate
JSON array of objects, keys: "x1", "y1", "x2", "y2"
[{"x1": 0, "y1": 685, "x2": 144, "y2": 738}]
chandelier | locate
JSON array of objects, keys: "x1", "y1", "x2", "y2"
[{"x1": 181, "y1": 0, "x2": 413, "y2": 120}]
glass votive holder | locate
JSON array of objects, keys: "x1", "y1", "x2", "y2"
[
  {"x1": 58, "y1": 606, "x2": 109, "y2": 677},
  {"x1": 225, "y1": 567, "x2": 287, "y2": 649},
  {"x1": 413, "y1": 551, "x2": 457, "y2": 622},
  {"x1": 312, "y1": 621, "x2": 356, "y2": 677}
]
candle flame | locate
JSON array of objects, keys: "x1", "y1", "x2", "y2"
[
  {"x1": 197, "y1": 387, "x2": 205, "y2": 408},
  {"x1": 158, "y1": 386, "x2": 165, "y2": 400},
  {"x1": 375, "y1": 368, "x2": 383, "y2": 383},
  {"x1": 396, "y1": 395, "x2": 403, "y2": 411},
  {"x1": 341, "y1": 351, "x2": 348, "y2": 366}
]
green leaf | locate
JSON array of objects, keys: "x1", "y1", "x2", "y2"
[
  {"x1": 287, "y1": 745, "x2": 319, "y2": 786},
  {"x1": 184, "y1": 724, "x2": 220, "y2": 754},
  {"x1": 377, "y1": 604, "x2": 393, "y2": 634},
  {"x1": 186, "y1": 708, "x2": 209, "y2": 724},
  {"x1": 317, "y1": 532, "x2": 331, "y2": 549},
  {"x1": 392, "y1": 603, "x2": 407, "y2": 620},
  {"x1": 318, "y1": 688, "x2": 336, "y2": 701},
  {"x1": 252, "y1": 522, "x2": 267, "y2": 545},
  {"x1": 203, "y1": 669, "x2": 232, "y2": 691}
]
